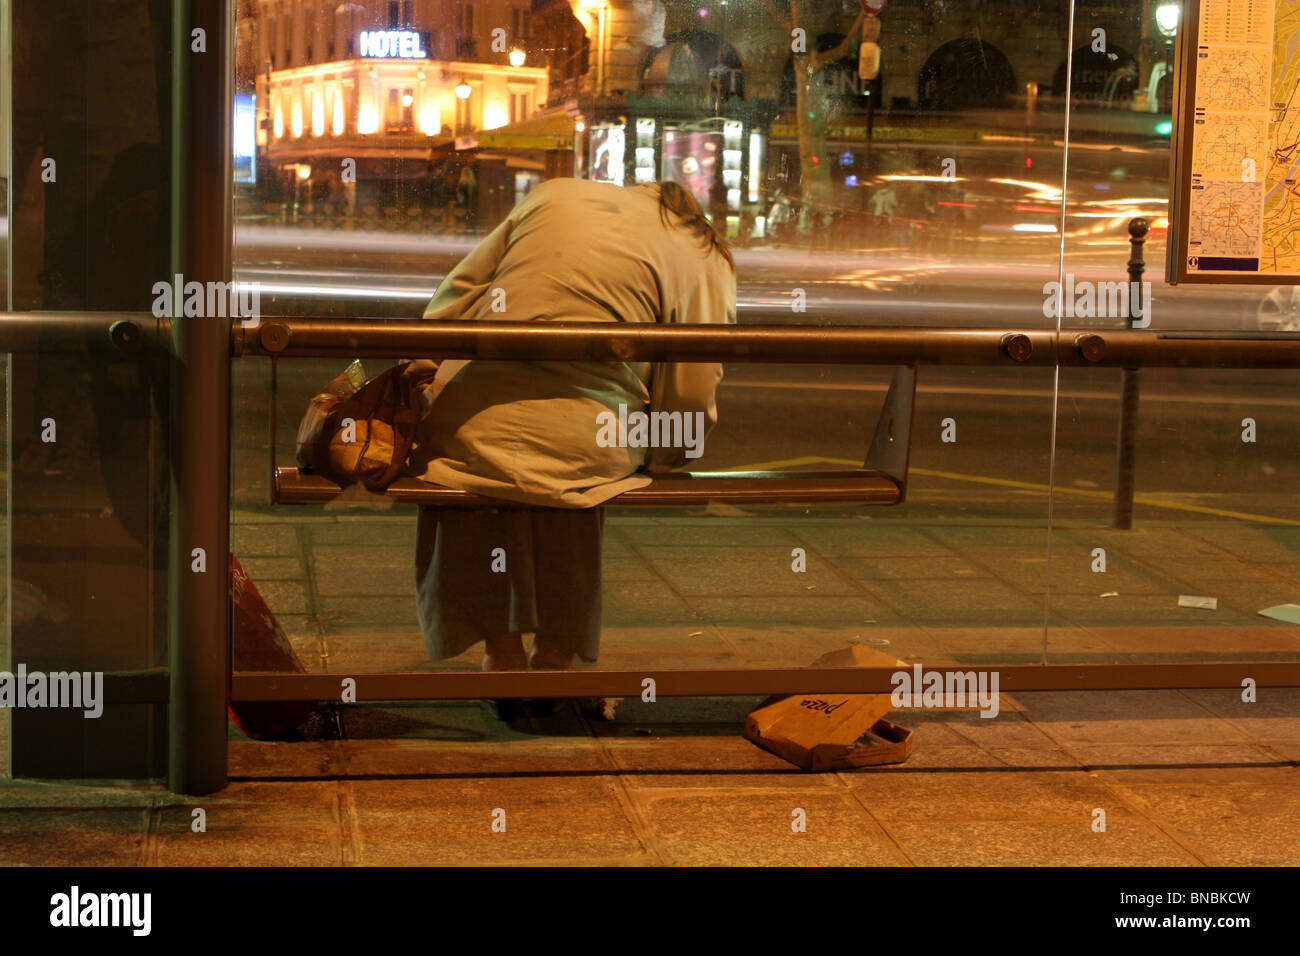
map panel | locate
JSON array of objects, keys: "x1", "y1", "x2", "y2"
[
  {"x1": 1178, "y1": 0, "x2": 1300, "y2": 278},
  {"x1": 1192, "y1": 114, "x2": 1267, "y2": 177},
  {"x1": 1189, "y1": 181, "x2": 1264, "y2": 257},
  {"x1": 1197, "y1": 48, "x2": 1269, "y2": 110},
  {"x1": 1259, "y1": 0, "x2": 1300, "y2": 272}
]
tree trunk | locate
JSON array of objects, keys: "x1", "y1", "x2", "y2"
[{"x1": 790, "y1": 0, "x2": 834, "y2": 235}]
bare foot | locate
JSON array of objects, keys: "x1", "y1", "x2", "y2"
[
  {"x1": 483, "y1": 633, "x2": 527, "y2": 671},
  {"x1": 527, "y1": 637, "x2": 575, "y2": 671}
]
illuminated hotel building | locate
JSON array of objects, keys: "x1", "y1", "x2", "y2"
[
  {"x1": 238, "y1": 0, "x2": 550, "y2": 194},
  {"x1": 232, "y1": 0, "x2": 833, "y2": 235}
]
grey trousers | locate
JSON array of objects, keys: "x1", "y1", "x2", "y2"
[{"x1": 414, "y1": 505, "x2": 605, "y2": 663}]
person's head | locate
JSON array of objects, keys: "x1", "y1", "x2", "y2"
[{"x1": 651, "y1": 180, "x2": 735, "y2": 270}]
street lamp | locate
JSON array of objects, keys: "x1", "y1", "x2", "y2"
[
  {"x1": 455, "y1": 78, "x2": 472, "y2": 99},
  {"x1": 508, "y1": 48, "x2": 526, "y2": 68},
  {"x1": 1154, "y1": 2, "x2": 1179, "y2": 112},
  {"x1": 1156, "y1": 3, "x2": 1179, "y2": 37}
]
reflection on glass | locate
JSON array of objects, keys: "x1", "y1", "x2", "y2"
[
  {"x1": 1049, "y1": 2, "x2": 1299, "y2": 667},
  {"x1": 1048, "y1": 359, "x2": 1300, "y2": 665},
  {"x1": 228, "y1": 1, "x2": 1299, "y2": 686},
  {"x1": 231, "y1": 0, "x2": 1074, "y2": 678}
]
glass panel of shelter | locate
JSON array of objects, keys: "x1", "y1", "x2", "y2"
[
  {"x1": 230, "y1": 0, "x2": 1076, "y2": 682},
  {"x1": 1048, "y1": 0, "x2": 1300, "y2": 674},
  {"x1": 3, "y1": 0, "x2": 172, "y2": 777}
]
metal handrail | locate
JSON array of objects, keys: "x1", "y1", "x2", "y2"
[
  {"x1": 0, "y1": 311, "x2": 169, "y2": 353},
  {"x1": 3, "y1": 312, "x2": 1290, "y2": 371},
  {"x1": 233, "y1": 318, "x2": 1300, "y2": 368},
  {"x1": 235, "y1": 663, "x2": 1300, "y2": 702}
]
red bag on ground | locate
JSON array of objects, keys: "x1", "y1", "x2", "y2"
[{"x1": 228, "y1": 552, "x2": 315, "y2": 739}]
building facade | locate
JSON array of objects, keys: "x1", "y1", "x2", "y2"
[
  {"x1": 237, "y1": 0, "x2": 551, "y2": 212},
  {"x1": 232, "y1": 0, "x2": 1168, "y2": 236}
]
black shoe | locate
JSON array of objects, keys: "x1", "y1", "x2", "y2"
[
  {"x1": 528, "y1": 698, "x2": 561, "y2": 718},
  {"x1": 484, "y1": 698, "x2": 563, "y2": 721},
  {"x1": 484, "y1": 699, "x2": 527, "y2": 721}
]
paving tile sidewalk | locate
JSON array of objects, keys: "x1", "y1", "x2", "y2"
[
  {"x1": 1, "y1": 691, "x2": 1297, "y2": 865},
  {"x1": 1, "y1": 510, "x2": 1296, "y2": 865}
]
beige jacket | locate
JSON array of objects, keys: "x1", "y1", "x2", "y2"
[{"x1": 410, "y1": 177, "x2": 738, "y2": 508}]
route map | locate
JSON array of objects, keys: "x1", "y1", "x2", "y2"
[
  {"x1": 1197, "y1": 48, "x2": 1269, "y2": 110},
  {"x1": 1181, "y1": 0, "x2": 1300, "y2": 278},
  {"x1": 1189, "y1": 181, "x2": 1264, "y2": 256}
]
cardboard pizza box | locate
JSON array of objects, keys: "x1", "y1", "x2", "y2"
[{"x1": 744, "y1": 644, "x2": 914, "y2": 771}]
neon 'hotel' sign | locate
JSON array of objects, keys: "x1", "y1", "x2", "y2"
[{"x1": 359, "y1": 30, "x2": 428, "y2": 59}]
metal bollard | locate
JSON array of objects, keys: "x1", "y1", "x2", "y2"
[{"x1": 1113, "y1": 218, "x2": 1147, "y2": 529}]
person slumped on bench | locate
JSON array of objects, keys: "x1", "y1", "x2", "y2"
[{"x1": 410, "y1": 177, "x2": 738, "y2": 715}]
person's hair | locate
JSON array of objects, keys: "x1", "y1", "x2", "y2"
[{"x1": 655, "y1": 180, "x2": 735, "y2": 270}]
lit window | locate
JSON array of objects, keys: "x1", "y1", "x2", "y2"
[
  {"x1": 332, "y1": 87, "x2": 346, "y2": 135},
  {"x1": 386, "y1": 87, "x2": 415, "y2": 131},
  {"x1": 510, "y1": 91, "x2": 530, "y2": 124},
  {"x1": 455, "y1": 93, "x2": 474, "y2": 135}
]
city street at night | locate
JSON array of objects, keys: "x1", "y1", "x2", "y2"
[{"x1": 0, "y1": 0, "x2": 1295, "y2": 930}]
